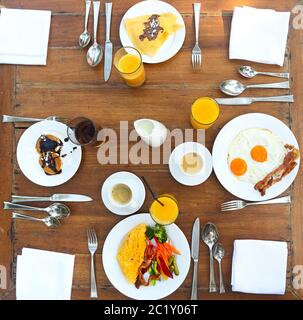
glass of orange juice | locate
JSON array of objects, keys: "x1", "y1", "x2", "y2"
[
  {"x1": 190, "y1": 97, "x2": 220, "y2": 129},
  {"x1": 149, "y1": 194, "x2": 179, "y2": 225},
  {"x1": 114, "y1": 46, "x2": 146, "y2": 87}
]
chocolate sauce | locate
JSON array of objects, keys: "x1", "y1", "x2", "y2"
[
  {"x1": 38, "y1": 135, "x2": 63, "y2": 154},
  {"x1": 40, "y1": 152, "x2": 62, "y2": 175},
  {"x1": 139, "y1": 15, "x2": 164, "y2": 41}
]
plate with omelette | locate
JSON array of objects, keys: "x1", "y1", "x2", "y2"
[
  {"x1": 212, "y1": 113, "x2": 300, "y2": 201},
  {"x1": 119, "y1": 0, "x2": 186, "y2": 63},
  {"x1": 17, "y1": 120, "x2": 82, "y2": 187},
  {"x1": 102, "y1": 213, "x2": 190, "y2": 300}
]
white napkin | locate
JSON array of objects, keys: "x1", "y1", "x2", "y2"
[
  {"x1": 0, "y1": 8, "x2": 51, "y2": 65},
  {"x1": 229, "y1": 6, "x2": 290, "y2": 66},
  {"x1": 16, "y1": 248, "x2": 75, "y2": 300},
  {"x1": 231, "y1": 240, "x2": 288, "y2": 295}
]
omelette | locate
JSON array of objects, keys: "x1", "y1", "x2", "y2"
[
  {"x1": 117, "y1": 224, "x2": 147, "y2": 284},
  {"x1": 124, "y1": 13, "x2": 183, "y2": 57}
]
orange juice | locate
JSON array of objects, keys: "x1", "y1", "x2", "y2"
[
  {"x1": 190, "y1": 97, "x2": 220, "y2": 129},
  {"x1": 114, "y1": 47, "x2": 146, "y2": 87},
  {"x1": 150, "y1": 194, "x2": 179, "y2": 225}
]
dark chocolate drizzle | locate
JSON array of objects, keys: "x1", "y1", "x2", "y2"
[
  {"x1": 40, "y1": 152, "x2": 62, "y2": 175},
  {"x1": 139, "y1": 15, "x2": 164, "y2": 41},
  {"x1": 39, "y1": 135, "x2": 63, "y2": 154}
]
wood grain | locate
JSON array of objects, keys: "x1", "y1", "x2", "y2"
[{"x1": 0, "y1": 0, "x2": 302, "y2": 300}]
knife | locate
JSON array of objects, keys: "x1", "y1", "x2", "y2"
[
  {"x1": 215, "y1": 94, "x2": 294, "y2": 106},
  {"x1": 191, "y1": 217, "x2": 200, "y2": 300},
  {"x1": 11, "y1": 194, "x2": 93, "y2": 203},
  {"x1": 104, "y1": 2, "x2": 113, "y2": 82}
]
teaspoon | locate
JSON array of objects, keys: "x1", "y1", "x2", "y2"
[
  {"x1": 79, "y1": 0, "x2": 92, "y2": 48},
  {"x1": 12, "y1": 212, "x2": 60, "y2": 228},
  {"x1": 3, "y1": 202, "x2": 70, "y2": 219},
  {"x1": 213, "y1": 243, "x2": 225, "y2": 294},
  {"x1": 202, "y1": 222, "x2": 218, "y2": 293},
  {"x1": 239, "y1": 66, "x2": 289, "y2": 79},
  {"x1": 87, "y1": 1, "x2": 103, "y2": 67},
  {"x1": 220, "y1": 79, "x2": 290, "y2": 96}
]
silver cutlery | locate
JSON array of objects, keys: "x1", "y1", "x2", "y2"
[
  {"x1": 12, "y1": 212, "x2": 60, "y2": 228},
  {"x1": 221, "y1": 195, "x2": 291, "y2": 212},
  {"x1": 4, "y1": 202, "x2": 70, "y2": 220},
  {"x1": 215, "y1": 94, "x2": 294, "y2": 106},
  {"x1": 2, "y1": 115, "x2": 66, "y2": 123},
  {"x1": 87, "y1": 1, "x2": 103, "y2": 67},
  {"x1": 220, "y1": 80, "x2": 290, "y2": 96},
  {"x1": 104, "y1": 2, "x2": 113, "y2": 82},
  {"x1": 202, "y1": 222, "x2": 218, "y2": 293},
  {"x1": 11, "y1": 194, "x2": 93, "y2": 203},
  {"x1": 87, "y1": 228, "x2": 98, "y2": 298},
  {"x1": 239, "y1": 66, "x2": 289, "y2": 79},
  {"x1": 192, "y1": 3, "x2": 201, "y2": 70},
  {"x1": 79, "y1": 0, "x2": 92, "y2": 48},
  {"x1": 190, "y1": 217, "x2": 200, "y2": 300},
  {"x1": 213, "y1": 243, "x2": 225, "y2": 294}
]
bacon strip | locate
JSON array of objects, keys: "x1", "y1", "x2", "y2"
[{"x1": 254, "y1": 147, "x2": 299, "y2": 196}]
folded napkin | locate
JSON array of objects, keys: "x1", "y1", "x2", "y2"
[
  {"x1": 0, "y1": 8, "x2": 51, "y2": 65},
  {"x1": 16, "y1": 248, "x2": 75, "y2": 300},
  {"x1": 231, "y1": 240, "x2": 288, "y2": 295},
  {"x1": 229, "y1": 6, "x2": 290, "y2": 66}
]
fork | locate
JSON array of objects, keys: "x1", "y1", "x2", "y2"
[
  {"x1": 87, "y1": 228, "x2": 98, "y2": 298},
  {"x1": 221, "y1": 195, "x2": 291, "y2": 212},
  {"x1": 192, "y1": 3, "x2": 201, "y2": 69},
  {"x1": 2, "y1": 115, "x2": 67, "y2": 123}
]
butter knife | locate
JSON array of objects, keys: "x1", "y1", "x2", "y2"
[
  {"x1": 215, "y1": 94, "x2": 294, "y2": 106},
  {"x1": 191, "y1": 217, "x2": 200, "y2": 300},
  {"x1": 11, "y1": 194, "x2": 93, "y2": 203},
  {"x1": 104, "y1": 2, "x2": 113, "y2": 82}
]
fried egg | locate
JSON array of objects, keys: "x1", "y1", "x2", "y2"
[{"x1": 227, "y1": 128, "x2": 287, "y2": 184}]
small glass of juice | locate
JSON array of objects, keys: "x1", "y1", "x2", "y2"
[
  {"x1": 149, "y1": 194, "x2": 179, "y2": 225},
  {"x1": 190, "y1": 97, "x2": 220, "y2": 129},
  {"x1": 114, "y1": 46, "x2": 146, "y2": 87}
]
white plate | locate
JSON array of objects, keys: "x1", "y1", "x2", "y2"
[
  {"x1": 102, "y1": 213, "x2": 191, "y2": 300},
  {"x1": 212, "y1": 113, "x2": 300, "y2": 201},
  {"x1": 119, "y1": 0, "x2": 186, "y2": 64},
  {"x1": 169, "y1": 142, "x2": 213, "y2": 186},
  {"x1": 17, "y1": 121, "x2": 82, "y2": 187},
  {"x1": 101, "y1": 171, "x2": 146, "y2": 215}
]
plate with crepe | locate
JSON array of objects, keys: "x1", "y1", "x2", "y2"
[
  {"x1": 102, "y1": 213, "x2": 191, "y2": 300},
  {"x1": 119, "y1": 0, "x2": 186, "y2": 63},
  {"x1": 212, "y1": 113, "x2": 300, "y2": 201},
  {"x1": 17, "y1": 120, "x2": 82, "y2": 187}
]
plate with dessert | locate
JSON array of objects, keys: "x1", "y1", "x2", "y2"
[
  {"x1": 119, "y1": 0, "x2": 186, "y2": 63},
  {"x1": 17, "y1": 120, "x2": 82, "y2": 187},
  {"x1": 212, "y1": 113, "x2": 300, "y2": 201}
]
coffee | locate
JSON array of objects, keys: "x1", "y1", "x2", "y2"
[
  {"x1": 111, "y1": 183, "x2": 132, "y2": 205},
  {"x1": 181, "y1": 152, "x2": 203, "y2": 175}
]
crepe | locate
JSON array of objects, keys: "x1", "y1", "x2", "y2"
[
  {"x1": 124, "y1": 13, "x2": 183, "y2": 57},
  {"x1": 117, "y1": 224, "x2": 147, "y2": 284}
]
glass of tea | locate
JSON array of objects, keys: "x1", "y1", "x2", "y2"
[
  {"x1": 114, "y1": 46, "x2": 146, "y2": 87},
  {"x1": 149, "y1": 194, "x2": 179, "y2": 225},
  {"x1": 67, "y1": 117, "x2": 97, "y2": 146}
]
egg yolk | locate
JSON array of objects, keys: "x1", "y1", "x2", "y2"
[
  {"x1": 250, "y1": 145, "x2": 268, "y2": 162},
  {"x1": 230, "y1": 158, "x2": 247, "y2": 176}
]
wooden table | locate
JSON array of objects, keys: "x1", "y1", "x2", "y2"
[{"x1": 0, "y1": 0, "x2": 302, "y2": 300}]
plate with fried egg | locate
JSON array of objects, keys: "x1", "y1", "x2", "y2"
[{"x1": 212, "y1": 113, "x2": 300, "y2": 201}]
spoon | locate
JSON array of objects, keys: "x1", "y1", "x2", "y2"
[
  {"x1": 3, "y1": 202, "x2": 70, "y2": 219},
  {"x1": 202, "y1": 222, "x2": 219, "y2": 293},
  {"x1": 12, "y1": 212, "x2": 60, "y2": 228},
  {"x1": 87, "y1": 1, "x2": 103, "y2": 67},
  {"x1": 213, "y1": 243, "x2": 225, "y2": 294},
  {"x1": 220, "y1": 79, "x2": 290, "y2": 96},
  {"x1": 239, "y1": 66, "x2": 289, "y2": 79},
  {"x1": 79, "y1": 0, "x2": 92, "y2": 48}
]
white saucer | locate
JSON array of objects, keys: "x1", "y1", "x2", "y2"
[
  {"x1": 101, "y1": 171, "x2": 146, "y2": 215},
  {"x1": 119, "y1": 0, "x2": 186, "y2": 64},
  {"x1": 169, "y1": 142, "x2": 213, "y2": 186}
]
